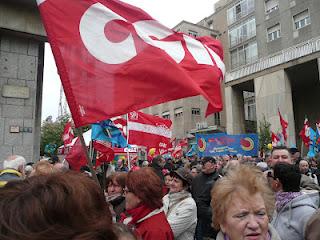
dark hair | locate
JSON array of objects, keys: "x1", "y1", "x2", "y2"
[
  {"x1": 271, "y1": 146, "x2": 290, "y2": 156},
  {"x1": 273, "y1": 163, "x2": 301, "y2": 192},
  {"x1": 0, "y1": 172, "x2": 116, "y2": 240},
  {"x1": 152, "y1": 155, "x2": 163, "y2": 165},
  {"x1": 202, "y1": 156, "x2": 216, "y2": 164},
  {"x1": 126, "y1": 167, "x2": 163, "y2": 209}
]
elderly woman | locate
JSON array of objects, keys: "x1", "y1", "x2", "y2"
[
  {"x1": 163, "y1": 168, "x2": 197, "y2": 240},
  {"x1": 106, "y1": 172, "x2": 127, "y2": 222},
  {"x1": 211, "y1": 165, "x2": 280, "y2": 240},
  {"x1": 271, "y1": 163, "x2": 318, "y2": 240},
  {"x1": 0, "y1": 172, "x2": 117, "y2": 240},
  {"x1": 121, "y1": 167, "x2": 173, "y2": 240}
]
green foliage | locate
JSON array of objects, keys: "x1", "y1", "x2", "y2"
[
  {"x1": 40, "y1": 114, "x2": 70, "y2": 156},
  {"x1": 258, "y1": 116, "x2": 271, "y2": 153}
]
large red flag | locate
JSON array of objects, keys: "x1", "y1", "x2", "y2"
[
  {"x1": 127, "y1": 111, "x2": 172, "y2": 149},
  {"x1": 278, "y1": 109, "x2": 288, "y2": 142},
  {"x1": 37, "y1": 0, "x2": 225, "y2": 128}
]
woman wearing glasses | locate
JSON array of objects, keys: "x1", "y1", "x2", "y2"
[{"x1": 121, "y1": 167, "x2": 173, "y2": 240}]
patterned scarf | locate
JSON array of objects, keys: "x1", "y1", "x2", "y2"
[{"x1": 275, "y1": 191, "x2": 302, "y2": 212}]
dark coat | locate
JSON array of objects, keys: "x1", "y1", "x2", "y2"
[
  {"x1": 150, "y1": 162, "x2": 164, "y2": 183},
  {"x1": 191, "y1": 171, "x2": 220, "y2": 238}
]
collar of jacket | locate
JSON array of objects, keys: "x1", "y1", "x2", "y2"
[{"x1": 0, "y1": 169, "x2": 22, "y2": 177}]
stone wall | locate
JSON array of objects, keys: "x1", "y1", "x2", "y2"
[{"x1": 0, "y1": 34, "x2": 44, "y2": 164}]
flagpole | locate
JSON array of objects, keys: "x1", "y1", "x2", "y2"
[
  {"x1": 77, "y1": 127, "x2": 100, "y2": 185},
  {"x1": 126, "y1": 114, "x2": 131, "y2": 170},
  {"x1": 300, "y1": 139, "x2": 304, "y2": 157}
]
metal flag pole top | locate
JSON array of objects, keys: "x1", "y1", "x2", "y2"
[{"x1": 76, "y1": 127, "x2": 100, "y2": 185}]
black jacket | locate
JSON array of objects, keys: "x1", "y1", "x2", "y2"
[
  {"x1": 150, "y1": 162, "x2": 164, "y2": 183},
  {"x1": 191, "y1": 171, "x2": 220, "y2": 237}
]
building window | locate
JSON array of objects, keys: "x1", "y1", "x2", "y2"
[
  {"x1": 265, "y1": 0, "x2": 279, "y2": 14},
  {"x1": 227, "y1": 0, "x2": 255, "y2": 25},
  {"x1": 245, "y1": 99, "x2": 256, "y2": 121},
  {"x1": 188, "y1": 30, "x2": 198, "y2": 37},
  {"x1": 267, "y1": 24, "x2": 280, "y2": 42},
  {"x1": 191, "y1": 108, "x2": 201, "y2": 116},
  {"x1": 293, "y1": 10, "x2": 311, "y2": 30},
  {"x1": 230, "y1": 41, "x2": 258, "y2": 69},
  {"x1": 229, "y1": 17, "x2": 256, "y2": 47},
  {"x1": 162, "y1": 111, "x2": 170, "y2": 119},
  {"x1": 174, "y1": 107, "x2": 183, "y2": 118},
  {"x1": 214, "y1": 113, "x2": 221, "y2": 125}
]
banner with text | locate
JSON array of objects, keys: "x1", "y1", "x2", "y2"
[{"x1": 196, "y1": 133, "x2": 259, "y2": 157}]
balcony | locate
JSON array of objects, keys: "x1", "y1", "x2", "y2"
[{"x1": 226, "y1": 36, "x2": 320, "y2": 83}]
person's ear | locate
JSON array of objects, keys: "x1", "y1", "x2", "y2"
[{"x1": 220, "y1": 222, "x2": 226, "y2": 233}]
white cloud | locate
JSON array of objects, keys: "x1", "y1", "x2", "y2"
[{"x1": 41, "y1": 0, "x2": 219, "y2": 121}]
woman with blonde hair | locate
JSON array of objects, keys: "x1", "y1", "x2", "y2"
[{"x1": 211, "y1": 165, "x2": 280, "y2": 240}]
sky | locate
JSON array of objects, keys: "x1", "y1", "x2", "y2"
[{"x1": 41, "y1": 0, "x2": 219, "y2": 121}]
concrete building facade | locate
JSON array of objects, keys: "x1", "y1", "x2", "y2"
[
  {"x1": 142, "y1": 21, "x2": 225, "y2": 142},
  {"x1": 0, "y1": 0, "x2": 45, "y2": 163},
  {"x1": 202, "y1": 0, "x2": 320, "y2": 148}
]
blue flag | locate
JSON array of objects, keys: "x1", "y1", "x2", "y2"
[
  {"x1": 91, "y1": 120, "x2": 127, "y2": 148},
  {"x1": 186, "y1": 145, "x2": 196, "y2": 157},
  {"x1": 307, "y1": 127, "x2": 317, "y2": 158}
]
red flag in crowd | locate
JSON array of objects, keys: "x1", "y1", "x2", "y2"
[
  {"x1": 62, "y1": 121, "x2": 74, "y2": 146},
  {"x1": 65, "y1": 138, "x2": 87, "y2": 171},
  {"x1": 111, "y1": 117, "x2": 127, "y2": 137},
  {"x1": 299, "y1": 117, "x2": 310, "y2": 147},
  {"x1": 178, "y1": 138, "x2": 188, "y2": 147},
  {"x1": 172, "y1": 145, "x2": 183, "y2": 159},
  {"x1": 128, "y1": 111, "x2": 172, "y2": 150},
  {"x1": 93, "y1": 140, "x2": 114, "y2": 166},
  {"x1": 271, "y1": 131, "x2": 280, "y2": 146},
  {"x1": 37, "y1": 0, "x2": 225, "y2": 128},
  {"x1": 278, "y1": 109, "x2": 288, "y2": 142}
]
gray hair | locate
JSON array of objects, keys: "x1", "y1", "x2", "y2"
[{"x1": 3, "y1": 155, "x2": 26, "y2": 170}]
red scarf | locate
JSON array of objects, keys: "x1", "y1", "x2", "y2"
[{"x1": 120, "y1": 204, "x2": 156, "y2": 226}]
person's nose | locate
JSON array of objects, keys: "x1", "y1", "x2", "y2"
[{"x1": 247, "y1": 215, "x2": 259, "y2": 230}]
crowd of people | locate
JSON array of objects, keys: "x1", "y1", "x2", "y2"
[{"x1": 1, "y1": 146, "x2": 320, "y2": 240}]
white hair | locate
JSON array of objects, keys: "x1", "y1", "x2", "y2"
[{"x1": 3, "y1": 155, "x2": 26, "y2": 170}]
